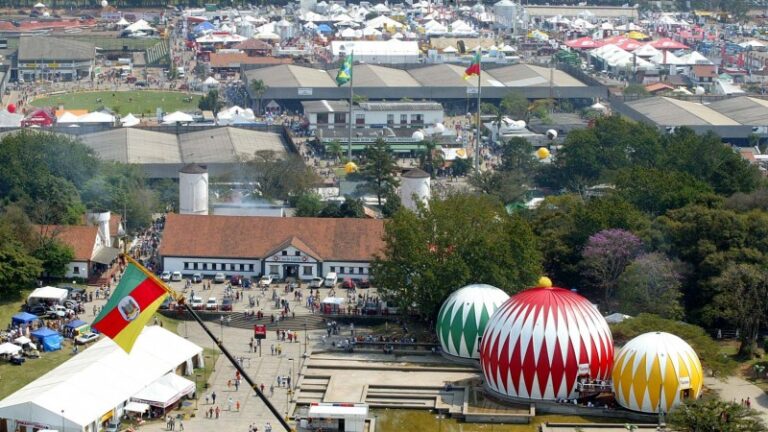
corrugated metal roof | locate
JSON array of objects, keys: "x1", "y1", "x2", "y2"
[
  {"x1": 625, "y1": 97, "x2": 740, "y2": 126},
  {"x1": 244, "y1": 65, "x2": 336, "y2": 88},
  {"x1": 358, "y1": 101, "x2": 443, "y2": 111},
  {"x1": 179, "y1": 128, "x2": 287, "y2": 163},
  {"x1": 707, "y1": 97, "x2": 768, "y2": 125},
  {"x1": 487, "y1": 64, "x2": 586, "y2": 87},
  {"x1": 18, "y1": 36, "x2": 94, "y2": 61},
  {"x1": 328, "y1": 64, "x2": 421, "y2": 87}
]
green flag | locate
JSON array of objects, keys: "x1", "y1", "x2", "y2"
[{"x1": 335, "y1": 53, "x2": 353, "y2": 86}]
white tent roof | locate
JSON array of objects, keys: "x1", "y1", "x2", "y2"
[
  {"x1": 162, "y1": 111, "x2": 194, "y2": 124},
  {"x1": 28, "y1": 287, "x2": 68, "y2": 302},
  {"x1": 362, "y1": 26, "x2": 382, "y2": 37},
  {"x1": 571, "y1": 18, "x2": 595, "y2": 29},
  {"x1": 322, "y1": 297, "x2": 346, "y2": 305},
  {"x1": 34, "y1": 2, "x2": 45, "y2": 8},
  {"x1": 117, "y1": 18, "x2": 130, "y2": 26},
  {"x1": 0, "y1": 110, "x2": 23, "y2": 127},
  {"x1": 124, "y1": 401, "x2": 149, "y2": 413},
  {"x1": 340, "y1": 27, "x2": 361, "y2": 39},
  {"x1": 633, "y1": 44, "x2": 659, "y2": 57},
  {"x1": 442, "y1": 45, "x2": 458, "y2": 53},
  {"x1": 0, "y1": 343, "x2": 21, "y2": 356},
  {"x1": 255, "y1": 32, "x2": 281, "y2": 40},
  {"x1": 373, "y1": 3, "x2": 390, "y2": 13},
  {"x1": 132, "y1": 373, "x2": 194, "y2": 408},
  {"x1": 204, "y1": 76, "x2": 220, "y2": 85},
  {"x1": 330, "y1": 40, "x2": 418, "y2": 57},
  {"x1": 678, "y1": 51, "x2": 712, "y2": 65},
  {"x1": 366, "y1": 15, "x2": 404, "y2": 30},
  {"x1": 121, "y1": 113, "x2": 140, "y2": 127},
  {"x1": 76, "y1": 112, "x2": 116, "y2": 124},
  {"x1": 56, "y1": 111, "x2": 80, "y2": 123},
  {"x1": 14, "y1": 336, "x2": 32, "y2": 345},
  {"x1": 604, "y1": 313, "x2": 631, "y2": 324},
  {"x1": 0, "y1": 327, "x2": 202, "y2": 431},
  {"x1": 124, "y1": 19, "x2": 155, "y2": 33}
]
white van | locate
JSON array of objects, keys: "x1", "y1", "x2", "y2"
[
  {"x1": 309, "y1": 277, "x2": 324, "y2": 288},
  {"x1": 324, "y1": 272, "x2": 338, "y2": 288}
]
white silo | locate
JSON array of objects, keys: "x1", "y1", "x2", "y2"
[
  {"x1": 179, "y1": 164, "x2": 209, "y2": 215},
  {"x1": 400, "y1": 168, "x2": 431, "y2": 212},
  {"x1": 86, "y1": 210, "x2": 111, "y2": 246},
  {"x1": 494, "y1": 0, "x2": 524, "y2": 33}
]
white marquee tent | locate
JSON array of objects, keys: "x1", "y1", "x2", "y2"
[
  {"x1": 27, "y1": 286, "x2": 68, "y2": 305},
  {"x1": 0, "y1": 326, "x2": 203, "y2": 432}
]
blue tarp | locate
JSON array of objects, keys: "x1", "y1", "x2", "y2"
[
  {"x1": 316, "y1": 24, "x2": 332, "y2": 34},
  {"x1": 11, "y1": 312, "x2": 39, "y2": 326},
  {"x1": 193, "y1": 21, "x2": 215, "y2": 35},
  {"x1": 31, "y1": 327, "x2": 62, "y2": 352},
  {"x1": 64, "y1": 319, "x2": 87, "y2": 329}
]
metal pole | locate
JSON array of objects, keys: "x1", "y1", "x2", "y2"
[
  {"x1": 474, "y1": 55, "x2": 482, "y2": 171},
  {"x1": 347, "y1": 52, "x2": 354, "y2": 161},
  {"x1": 183, "y1": 302, "x2": 293, "y2": 432}
]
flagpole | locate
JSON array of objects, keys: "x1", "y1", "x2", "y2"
[
  {"x1": 124, "y1": 256, "x2": 292, "y2": 432},
  {"x1": 347, "y1": 52, "x2": 354, "y2": 161},
  {"x1": 475, "y1": 53, "x2": 482, "y2": 171}
]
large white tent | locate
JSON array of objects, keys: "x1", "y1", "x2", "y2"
[
  {"x1": 27, "y1": 286, "x2": 68, "y2": 305},
  {"x1": 0, "y1": 326, "x2": 203, "y2": 432},
  {"x1": 162, "y1": 111, "x2": 194, "y2": 124}
]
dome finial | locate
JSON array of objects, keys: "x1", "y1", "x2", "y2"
[{"x1": 538, "y1": 276, "x2": 553, "y2": 288}]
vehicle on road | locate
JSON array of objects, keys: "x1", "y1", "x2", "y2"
[
  {"x1": 342, "y1": 278, "x2": 356, "y2": 290},
  {"x1": 220, "y1": 297, "x2": 233, "y2": 311},
  {"x1": 105, "y1": 421, "x2": 120, "y2": 432},
  {"x1": 324, "y1": 272, "x2": 338, "y2": 288},
  {"x1": 309, "y1": 277, "x2": 324, "y2": 288},
  {"x1": 26, "y1": 304, "x2": 47, "y2": 316},
  {"x1": 47, "y1": 305, "x2": 73, "y2": 319},
  {"x1": 171, "y1": 271, "x2": 183, "y2": 282},
  {"x1": 159, "y1": 295, "x2": 173, "y2": 310},
  {"x1": 205, "y1": 297, "x2": 218, "y2": 311},
  {"x1": 75, "y1": 332, "x2": 100, "y2": 345},
  {"x1": 160, "y1": 271, "x2": 171, "y2": 282},
  {"x1": 358, "y1": 279, "x2": 371, "y2": 288},
  {"x1": 230, "y1": 274, "x2": 243, "y2": 286},
  {"x1": 191, "y1": 296, "x2": 204, "y2": 310},
  {"x1": 214, "y1": 273, "x2": 226, "y2": 283},
  {"x1": 192, "y1": 273, "x2": 203, "y2": 283},
  {"x1": 259, "y1": 275, "x2": 273, "y2": 287}
]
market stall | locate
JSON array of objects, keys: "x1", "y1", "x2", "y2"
[
  {"x1": 130, "y1": 373, "x2": 195, "y2": 412},
  {"x1": 63, "y1": 320, "x2": 90, "y2": 338},
  {"x1": 27, "y1": 287, "x2": 68, "y2": 306},
  {"x1": 31, "y1": 328, "x2": 62, "y2": 352},
  {"x1": 11, "y1": 312, "x2": 40, "y2": 328},
  {"x1": 302, "y1": 403, "x2": 368, "y2": 432},
  {"x1": 321, "y1": 297, "x2": 347, "y2": 314}
]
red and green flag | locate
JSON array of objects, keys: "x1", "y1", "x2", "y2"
[
  {"x1": 92, "y1": 260, "x2": 170, "y2": 353},
  {"x1": 464, "y1": 51, "x2": 481, "y2": 80}
]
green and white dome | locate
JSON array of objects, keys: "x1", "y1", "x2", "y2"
[{"x1": 437, "y1": 284, "x2": 510, "y2": 360}]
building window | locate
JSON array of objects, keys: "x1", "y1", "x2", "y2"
[
  {"x1": 411, "y1": 114, "x2": 423, "y2": 125},
  {"x1": 334, "y1": 113, "x2": 346, "y2": 124},
  {"x1": 73, "y1": 266, "x2": 80, "y2": 274},
  {"x1": 400, "y1": 114, "x2": 408, "y2": 125},
  {"x1": 282, "y1": 250, "x2": 288, "y2": 256},
  {"x1": 193, "y1": 263, "x2": 198, "y2": 270},
  {"x1": 317, "y1": 113, "x2": 329, "y2": 124},
  {"x1": 295, "y1": 251, "x2": 301, "y2": 256},
  {"x1": 359, "y1": 267, "x2": 365, "y2": 274},
  {"x1": 184, "y1": 262, "x2": 189, "y2": 270},
  {"x1": 330, "y1": 266, "x2": 335, "y2": 272},
  {"x1": 350, "y1": 268, "x2": 355, "y2": 274},
  {"x1": 387, "y1": 114, "x2": 394, "y2": 125},
  {"x1": 303, "y1": 266, "x2": 313, "y2": 275},
  {"x1": 269, "y1": 265, "x2": 279, "y2": 275},
  {"x1": 355, "y1": 114, "x2": 365, "y2": 125}
]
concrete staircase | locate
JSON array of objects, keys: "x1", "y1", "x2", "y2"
[{"x1": 160, "y1": 310, "x2": 328, "y2": 331}]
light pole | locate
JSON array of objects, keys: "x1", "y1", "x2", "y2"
[
  {"x1": 195, "y1": 374, "x2": 202, "y2": 409},
  {"x1": 219, "y1": 315, "x2": 224, "y2": 342},
  {"x1": 303, "y1": 319, "x2": 308, "y2": 360},
  {"x1": 61, "y1": 409, "x2": 65, "y2": 432},
  {"x1": 288, "y1": 357, "x2": 296, "y2": 391}
]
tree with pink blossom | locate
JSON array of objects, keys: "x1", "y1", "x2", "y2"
[{"x1": 581, "y1": 228, "x2": 644, "y2": 308}]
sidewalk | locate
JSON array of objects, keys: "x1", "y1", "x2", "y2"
[{"x1": 704, "y1": 375, "x2": 768, "y2": 421}]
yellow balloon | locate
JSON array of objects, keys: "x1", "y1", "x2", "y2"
[
  {"x1": 344, "y1": 161, "x2": 358, "y2": 174},
  {"x1": 536, "y1": 147, "x2": 551, "y2": 160},
  {"x1": 538, "y1": 276, "x2": 553, "y2": 288}
]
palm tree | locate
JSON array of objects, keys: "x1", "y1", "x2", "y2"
[
  {"x1": 250, "y1": 79, "x2": 268, "y2": 115},
  {"x1": 327, "y1": 140, "x2": 343, "y2": 163}
]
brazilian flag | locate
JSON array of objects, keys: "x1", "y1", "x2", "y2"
[{"x1": 335, "y1": 53, "x2": 353, "y2": 86}]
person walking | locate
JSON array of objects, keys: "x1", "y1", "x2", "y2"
[
  {"x1": 215, "y1": 406, "x2": 220, "y2": 419},
  {"x1": 236, "y1": 400, "x2": 241, "y2": 411},
  {"x1": 212, "y1": 391, "x2": 217, "y2": 404},
  {"x1": 179, "y1": 420, "x2": 184, "y2": 431},
  {"x1": 227, "y1": 396, "x2": 233, "y2": 411},
  {"x1": 269, "y1": 384, "x2": 274, "y2": 396}
]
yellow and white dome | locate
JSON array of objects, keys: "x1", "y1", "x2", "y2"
[{"x1": 612, "y1": 332, "x2": 703, "y2": 413}]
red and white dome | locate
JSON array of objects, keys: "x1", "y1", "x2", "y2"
[{"x1": 480, "y1": 286, "x2": 614, "y2": 400}]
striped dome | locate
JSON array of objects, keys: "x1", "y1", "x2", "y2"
[
  {"x1": 436, "y1": 284, "x2": 510, "y2": 360},
  {"x1": 612, "y1": 332, "x2": 703, "y2": 413},
  {"x1": 480, "y1": 286, "x2": 614, "y2": 401}
]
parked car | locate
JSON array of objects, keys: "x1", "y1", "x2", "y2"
[
  {"x1": 105, "y1": 421, "x2": 121, "y2": 432},
  {"x1": 214, "y1": 273, "x2": 226, "y2": 283},
  {"x1": 47, "y1": 305, "x2": 73, "y2": 318},
  {"x1": 242, "y1": 278, "x2": 252, "y2": 289},
  {"x1": 159, "y1": 295, "x2": 173, "y2": 310},
  {"x1": 205, "y1": 297, "x2": 218, "y2": 311},
  {"x1": 171, "y1": 271, "x2": 183, "y2": 282},
  {"x1": 191, "y1": 296, "x2": 204, "y2": 310},
  {"x1": 358, "y1": 279, "x2": 371, "y2": 289},
  {"x1": 61, "y1": 285, "x2": 86, "y2": 300},
  {"x1": 160, "y1": 271, "x2": 171, "y2": 282},
  {"x1": 220, "y1": 297, "x2": 233, "y2": 311},
  {"x1": 342, "y1": 278, "x2": 356, "y2": 289},
  {"x1": 230, "y1": 274, "x2": 243, "y2": 286},
  {"x1": 26, "y1": 304, "x2": 47, "y2": 316},
  {"x1": 309, "y1": 277, "x2": 324, "y2": 288},
  {"x1": 75, "y1": 332, "x2": 100, "y2": 345},
  {"x1": 9, "y1": 354, "x2": 25, "y2": 365},
  {"x1": 63, "y1": 299, "x2": 80, "y2": 310},
  {"x1": 191, "y1": 273, "x2": 203, "y2": 283},
  {"x1": 259, "y1": 275, "x2": 273, "y2": 287}
]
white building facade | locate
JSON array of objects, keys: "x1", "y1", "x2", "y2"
[{"x1": 302, "y1": 100, "x2": 444, "y2": 131}]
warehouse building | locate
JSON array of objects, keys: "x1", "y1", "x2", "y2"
[
  {"x1": 17, "y1": 36, "x2": 95, "y2": 82},
  {"x1": 158, "y1": 213, "x2": 384, "y2": 282}
]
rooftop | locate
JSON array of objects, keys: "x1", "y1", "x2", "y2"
[
  {"x1": 35, "y1": 225, "x2": 98, "y2": 261},
  {"x1": 328, "y1": 64, "x2": 421, "y2": 87},
  {"x1": 243, "y1": 64, "x2": 336, "y2": 88},
  {"x1": 624, "y1": 96, "x2": 740, "y2": 126},
  {"x1": 158, "y1": 213, "x2": 385, "y2": 262},
  {"x1": 18, "y1": 36, "x2": 94, "y2": 61}
]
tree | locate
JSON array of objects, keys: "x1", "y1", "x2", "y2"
[
  {"x1": 381, "y1": 192, "x2": 401, "y2": 218},
  {"x1": 623, "y1": 83, "x2": 649, "y2": 96},
  {"x1": 326, "y1": 140, "x2": 343, "y2": 162},
  {"x1": 500, "y1": 91, "x2": 528, "y2": 120},
  {"x1": 480, "y1": 102, "x2": 499, "y2": 117},
  {"x1": 198, "y1": 89, "x2": 224, "y2": 114},
  {"x1": 339, "y1": 196, "x2": 365, "y2": 218},
  {"x1": 294, "y1": 192, "x2": 324, "y2": 217},
  {"x1": 358, "y1": 139, "x2": 400, "y2": 206},
  {"x1": 250, "y1": 79, "x2": 268, "y2": 114},
  {"x1": 616, "y1": 253, "x2": 684, "y2": 319},
  {"x1": 416, "y1": 139, "x2": 440, "y2": 176},
  {"x1": 613, "y1": 167, "x2": 715, "y2": 215},
  {"x1": 581, "y1": 229, "x2": 644, "y2": 308},
  {"x1": 712, "y1": 264, "x2": 768, "y2": 357},
  {"x1": 32, "y1": 237, "x2": 75, "y2": 279},
  {"x1": 245, "y1": 151, "x2": 318, "y2": 201},
  {"x1": 372, "y1": 193, "x2": 541, "y2": 319},
  {"x1": 668, "y1": 399, "x2": 765, "y2": 432},
  {"x1": 468, "y1": 170, "x2": 527, "y2": 204},
  {"x1": 500, "y1": 137, "x2": 537, "y2": 174},
  {"x1": 451, "y1": 157, "x2": 472, "y2": 177},
  {"x1": 0, "y1": 239, "x2": 42, "y2": 300}
]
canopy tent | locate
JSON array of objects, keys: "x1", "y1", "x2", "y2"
[
  {"x1": 255, "y1": 32, "x2": 281, "y2": 40},
  {"x1": 28, "y1": 287, "x2": 68, "y2": 305},
  {"x1": 121, "y1": 113, "x2": 140, "y2": 127},
  {"x1": 0, "y1": 327, "x2": 203, "y2": 432},
  {"x1": 649, "y1": 38, "x2": 688, "y2": 50},
  {"x1": 217, "y1": 106, "x2": 256, "y2": 125},
  {"x1": 56, "y1": 111, "x2": 80, "y2": 123},
  {"x1": 76, "y1": 112, "x2": 116, "y2": 124},
  {"x1": 571, "y1": 18, "x2": 595, "y2": 29},
  {"x1": 0, "y1": 110, "x2": 23, "y2": 127},
  {"x1": 124, "y1": 402, "x2": 149, "y2": 414},
  {"x1": 678, "y1": 51, "x2": 712, "y2": 65},
  {"x1": 12, "y1": 312, "x2": 40, "y2": 327},
  {"x1": 604, "y1": 313, "x2": 631, "y2": 324},
  {"x1": 565, "y1": 36, "x2": 601, "y2": 49},
  {"x1": 162, "y1": 111, "x2": 194, "y2": 124},
  {"x1": 316, "y1": 23, "x2": 333, "y2": 34},
  {"x1": 64, "y1": 320, "x2": 88, "y2": 331},
  {"x1": 632, "y1": 43, "x2": 659, "y2": 57},
  {"x1": 626, "y1": 31, "x2": 650, "y2": 40},
  {"x1": 203, "y1": 76, "x2": 220, "y2": 86},
  {"x1": 116, "y1": 17, "x2": 130, "y2": 27},
  {"x1": 131, "y1": 374, "x2": 195, "y2": 408},
  {"x1": 31, "y1": 328, "x2": 61, "y2": 352},
  {"x1": 14, "y1": 336, "x2": 31, "y2": 345},
  {"x1": 123, "y1": 19, "x2": 155, "y2": 34},
  {"x1": 0, "y1": 343, "x2": 22, "y2": 356}
]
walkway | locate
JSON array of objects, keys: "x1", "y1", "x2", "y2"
[{"x1": 704, "y1": 376, "x2": 768, "y2": 422}]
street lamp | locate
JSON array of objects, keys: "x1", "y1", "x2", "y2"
[
  {"x1": 61, "y1": 409, "x2": 65, "y2": 432},
  {"x1": 219, "y1": 315, "x2": 224, "y2": 342},
  {"x1": 288, "y1": 357, "x2": 296, "y2": 391}
]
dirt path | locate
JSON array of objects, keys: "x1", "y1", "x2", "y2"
[{"x1": 705, "y1": 376, "x2": 768, "y2": 421}]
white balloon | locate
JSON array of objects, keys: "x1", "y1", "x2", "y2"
[
  {"x1": 101, "y1": 0, "x2": 108, "y2": 7},
  {"x1": 433, "y1": 123, "x2": 445, "y2": 134},
  {"x1": 546, "y1": 129, "x2": 558, "y2": 140},
  {"x1": 412, "y1": 130, "x2": 425, "y2": 141}
]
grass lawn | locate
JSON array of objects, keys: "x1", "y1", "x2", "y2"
[
  {"x1": 31, "y1": 91, "x2": 201, "y2": 115},
  {"x1": 0, "y1": 291, "x2": 29, "y2": 334},
  {"x1": 0, "y1": 341, "x2": 72, "y2": 400}
]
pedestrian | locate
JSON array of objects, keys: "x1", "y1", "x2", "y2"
[
  {"x1": 228, "y1": 396, "x2": 233, "y2": 411},
  {"x1": 215, "y1": 406, "x2": 220, "y2": 419},
  {"x1": 235, "y1": 379, "x2": 240, "y2": 391},
  {"x1": 179, "y1": 420, "x2": 184, "y2": 431},
  {"x1": 236, "y1": 400, "x2": 240, "y2": 411},
  {"x1": 260, "y1": 383, "x2": 265, "y2": 393},
  {"x1": 228, "y1": 379, "x2": 232, "y2": 389},
  {"x1": 212, "y1": 391, "x2": 217, "y2": 404},
  {"x1": 205, "y1": 394, "x2": 209, "y2": 404},
  {"x1": 269, "y1": 384, "x2": 274, "y2": 396},
  {"x1": 209, "y1": 407, "x2": 214, "y2": 418}
]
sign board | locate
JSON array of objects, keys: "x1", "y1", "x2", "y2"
[
  {"x1": 577, "y1": 364, "x2": 591, "y2": 375},
  {"x1": 272, "y1": 255, "x2": 309, "y2": 262},
  {"x1": 678, "y1": 376, "x2": 691, "y2": 389},
  {"x1": 254, "y1": 324, "x2": 267, "y2": 339},
  {"x1": 298, "y1": 88, "x2": 313, "y2": 96},
  {"x1": 466, "y1": 87, "x2": 479, "y2": 95}
]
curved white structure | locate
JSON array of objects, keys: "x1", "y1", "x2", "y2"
[
  {"x1": 613, "y1": 332, "x2": 703, "y2": 414},
  {"x1": 480, "y1": 286, "x2": 614, "y2": 400},
  {"x1": 179, "y1": 164, "x2": 209, "y2": 216},
  {"x1": 86, "y1": 210, "x2": 111, "y2": 245},
  {"x1": 400, "y1": 168, "x2": 430, "y2": 212},
  {"x1": 436, "y1": 284, "x2": 510, "y2": 360}
]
